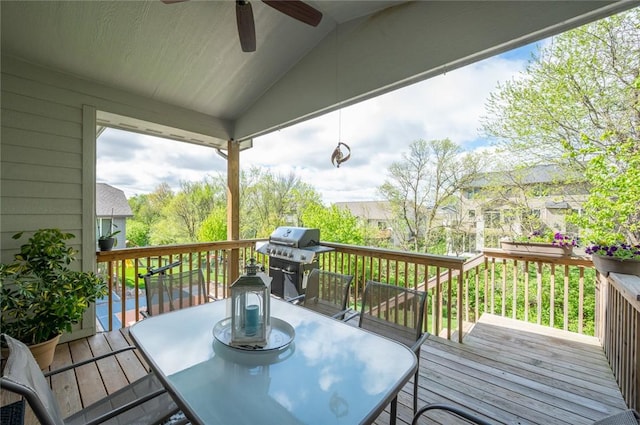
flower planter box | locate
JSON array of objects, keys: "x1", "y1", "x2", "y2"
[
  {"x1": 591, "y1": 254, "x2": 640, "y2": 277},
  {"x1": 500, "y1": 241, "x2": 573, "y2": 258}
]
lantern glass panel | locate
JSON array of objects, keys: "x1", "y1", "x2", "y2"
[{"x1": 229, "y1": 263, "x2": 271, "y2": 347}]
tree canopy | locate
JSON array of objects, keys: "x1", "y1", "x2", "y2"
[
  {"x1": 481, "y1": 9, "x2": 639, "y2": 244},
  {"x1": 378, "y1": 139, "x2": 483, "y2": 252}
]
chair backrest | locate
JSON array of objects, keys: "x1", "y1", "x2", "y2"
[
  {"x1": 358, "y1": 281, "x2": 427, "y2": 348},
  {"x1": 302, "y1": 269, "x2": 353, "y2": 318},
  {"x1": 144, "y1": 268, "x2": 206, "y2": 316},
  {"x1": 0, "y1": 334, "x2": 65, "y2": 425}
]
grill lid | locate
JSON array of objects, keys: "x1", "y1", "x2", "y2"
[{"x1": 269, "y1": 227, "x2": 320, "y2": 248}]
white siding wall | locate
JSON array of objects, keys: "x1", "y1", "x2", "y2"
[{"x1": 1, "y1": 56, "x2": 218, "y2": 340}]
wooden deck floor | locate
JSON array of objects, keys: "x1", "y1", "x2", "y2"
[{"x1": 3, "y1": 314, "x2": 629, "y2": 425}]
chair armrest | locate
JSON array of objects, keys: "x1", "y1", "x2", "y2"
[
  {"x1": 44, "y1": 346, "x2": 136, "y2": 377},
  {"x1": 411, "y1": 403, "x2": 493, "y2": 425},
  {"x1": 410, "y1": 332, "x2": 430, "y2": 353},
  {"x1": 342, "y1": 311, "x2": 360, "y2": 323},
  {"x1": 330, "y1": 308, "x2": 353, "y2": 320},
  {"x1": 287, "y1": 294, "x2": 306, "y2": 304}
]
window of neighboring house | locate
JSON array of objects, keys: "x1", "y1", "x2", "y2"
[
  {"x1": 96, "y1": 218, "x2": 114, "y2": 239},
  {"x1": 468, "y1": 210, "x2": 476, "y2": 228},
  {"x1": 484, "y1": 232, "x2": 501, "y2": 248},
  {"x1": 484, "y1": 211, "x2": 500, "y2": 229},
  {"x1": 465, "y1": 188, "x2": 479, "y2": 199},
  {"x1": 377, "y1": 221, "x2": 386, "y2": 229},
  {"x1": 502, "y1": 209, "x2": 515, "y2": 224},
  {"x1": 465, "y1": 232, "x2": 477, "y2": 252}
]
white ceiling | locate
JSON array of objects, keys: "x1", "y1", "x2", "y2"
[{"x1": 1, "y1": 1, "x2": 636, "y2": 149}]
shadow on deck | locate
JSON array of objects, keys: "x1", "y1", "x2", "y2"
[{"x1": 3, "y1": 314, "x2": 629, "y2": 425}]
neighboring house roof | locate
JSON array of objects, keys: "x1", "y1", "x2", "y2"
[
  {"x1": 465, "y1": 164, "x2": 584, "y2": 188},
  {"x1": 334, "y1": 201, "x2": 393, "y2": 221},
  {"x1": 96, "y1": 183, "x2": 133, "y2": 217}
]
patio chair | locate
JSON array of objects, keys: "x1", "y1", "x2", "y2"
[
  {"x1": 141, "y1": 262, "x2": 212, "y2": 317},
  {"x1": 411, "y1": 404, "x2": 639, "y2": 425},
  {"x1": 0, "y1": 333, "x2": 187, "y2": 425},
  {"x1": 288, "y1": 269, "x2": 354, "y2": 319},
  {"x1": 354, "y1": 281, "x2": 428, "y2": 417}
]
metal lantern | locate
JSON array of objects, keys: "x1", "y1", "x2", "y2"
[{"x1": 230, "y1": 258, "x2": 272, "y2": 347}]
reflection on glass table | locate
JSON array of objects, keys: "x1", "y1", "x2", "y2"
[{"x1": 129, "y1": 298, "x2": 417, "y2": 425}]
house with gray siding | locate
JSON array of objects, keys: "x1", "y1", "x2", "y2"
[{"x1": 96, "y1": 183, "x2": 133, "y2": 250}]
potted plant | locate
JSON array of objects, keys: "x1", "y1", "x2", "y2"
[
  {"x1": 501, "y1": 230, "x2": 579, "y2": 258},
  {"x1": 98, "y1": 223, "x2": 120, "y2": 252},
  {"x1": 0, "y1": 229, "x2": 107, "y2": 369},
  {"x1": 585, "y1": 242, "x2": 640, "y2": 277}
]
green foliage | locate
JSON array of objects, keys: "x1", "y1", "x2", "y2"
[
  {"x1": 301, "y1": 203, "x2": 364, "y2": 245},
  {"x1": 482, "y1": 9, "x2": 640, "y2": 244},
  {"x1": 240, "y1": 167, "x2": 322, "y2": 238},
  {"x1": 198, "y1": 207, "x2": 228, "y2": 242},
  {"x1": 568, "y1": 136, "x2": 640, "y2": 244},
  {"x1": 125, "y1": 220, "x2": 150, "y2": 247},
  {"x1": 0, "y1": 229, "x2": 108, "y2": 345}
]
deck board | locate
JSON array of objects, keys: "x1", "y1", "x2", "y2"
[{"x1": 2, "y1": 314, "x2": 630, "y2": 425}]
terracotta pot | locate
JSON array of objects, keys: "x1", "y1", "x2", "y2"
[
  {"x1": 1, "y1": 334, "x2": 61, "y2": 370},
  {"x1": 591, "y1": 254, "x2": 640, "y2": 277},
  {"x1": 501, "y1": 241, "x2": 573, "y2": 258},
  {"x1": 28, "y1": 334, "x2": 62, "y2": 370}
]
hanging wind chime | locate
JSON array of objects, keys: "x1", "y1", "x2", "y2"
[
  {"x1": 330, "y1": 108, "x2": 351, "y2": 168},
  {"x1": 330, "y1": 27, "x2": 351, "y2": 169},
  {"x1": 331, "y1": 141, "x2": 351, "y2": 168}
]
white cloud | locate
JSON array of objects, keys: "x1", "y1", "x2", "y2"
[{"x1": 98, "y1": 44, "x2": 535, "y2": 203}]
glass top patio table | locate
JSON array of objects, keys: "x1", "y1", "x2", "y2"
[{"x1": 129, "y1": 298, "x2": 417, "y2": 425}]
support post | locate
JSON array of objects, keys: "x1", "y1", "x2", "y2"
[{"x1": 227, "y1": 139, "x2": 240, "y2": 284}]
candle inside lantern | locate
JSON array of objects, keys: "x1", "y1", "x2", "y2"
[{"x1": 245, "y1": 304, "x2": 259, "y2": 336}]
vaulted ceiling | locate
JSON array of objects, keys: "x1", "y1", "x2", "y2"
[{"x1": 1, "y1": 1, "x2": 635, "y2": 149}]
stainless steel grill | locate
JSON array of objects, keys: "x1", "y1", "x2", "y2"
[{"x1": 256, "y1": 227, "x2": 333, "y2": 299}]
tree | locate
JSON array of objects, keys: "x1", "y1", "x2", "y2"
[
  {"x1": 167, "y1": 178, "x2": 225, "y2": 242},
  {"x1": 379, "y1": 139, "x2": 483, "y2": 252},
  {"x1": 198, "y1": 206, "x2": 227, "y2": 242},
  {"x1": 240, "y1": 167, "x2": 321, "y2": 238},
  {"x1": 481, "y1": 10, "x2": 639, "y2": 243},
  {"x1": 300, "y1": 203, "x2": 364, "y2": 245},
  {"x1": 127, "y1": 183, "x2": 175, "y2": 247}
]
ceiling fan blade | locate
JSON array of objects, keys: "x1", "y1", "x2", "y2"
[
  {"x1": 236, "y1": 1, "x2": 256, "y2": 52},
  {"x1": 161, "y1": 0, "x2": 189, "y2": 4},
  {"x1": 262, "y1": 0, "x2": 322, "y2": 27}
]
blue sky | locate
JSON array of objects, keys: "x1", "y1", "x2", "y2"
[{"x1": 98, "y1": 42, "x2": 538, "y2": 204}]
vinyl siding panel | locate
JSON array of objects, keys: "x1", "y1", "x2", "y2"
[
  {"x1": 1, "y1": 56, "x2": 225, "y2": 341},
  {"x1": 1, "y1": 58, "x2": 89, "y2": 340},
  {"x1": 1, "y1": 79, "x2": 84, "y2": 260},
  {"x1": 2, "y1": 127, "x2": 81, "y2": 153},
  {"x1": 2, "y1": 145, "x2": 82, "y2": 170},
  {"x1": 0, "y1": 180, "x2": 82, "y2": 199}
]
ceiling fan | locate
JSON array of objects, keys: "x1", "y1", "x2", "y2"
[{"x1": 162, "y1": 0, "x2": 323, "y2": 52}]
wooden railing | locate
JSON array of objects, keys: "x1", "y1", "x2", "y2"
[
  {"x1": 470, "y1": 249, "x2": 595, "y2": 335},
  {"x1": 318, "y1": 242, "x2": 467, "y2": 341},
  {"x1": 596, "y1": 272, "x2": 640, "y2": 410},
  {"x1": 95, "y1": 239, "x2": 267, "y2": 330},
  {"x1": 95, "y1": 240, "x2": 638, "y2": 409}
]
